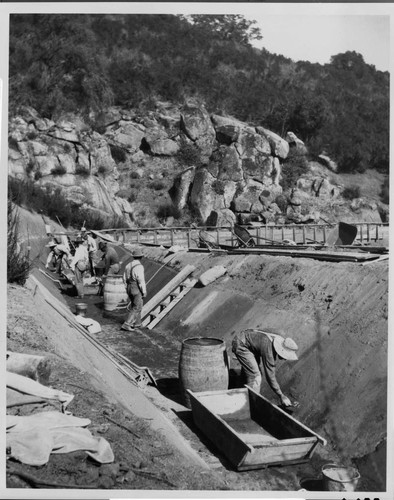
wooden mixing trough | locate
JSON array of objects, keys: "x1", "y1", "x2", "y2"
[{"x1": 188, "y1": 386, "x2": 327, "y2": 471}]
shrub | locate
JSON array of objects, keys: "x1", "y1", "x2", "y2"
[
  {"x1": 280, "y1": 149, "x2": 310, "y2": 191},
  {"x1": 26, "y1": 159, "x2": 35, "y2": 175},
  {"x1": 7, "y1": 200, "x2": 32, "y2": 285},
  {"x1": 98, "y1": 165, "x2": 108, "y2": 175},
  {"x1": 128, "y1": 192, "x2": 137, "y2": 203},
  {"x1": 51, "y1": 165, "x2": 67, "y2": 176},
  {"x1": 26, "y1": 130, "x2": 38, "y2": 140},
  {"x1": 157, "y1": 202, "x2": 182, "y2": 220},
  {"x1": 109, "y1": 144, "x2": 127, "y2": 164},
  {"x1": 212, "y1": 179, "x2": 226, "y2": 195},
  {"x1": 177, "y1": 141, "x2": 202, "y2": 167},
  {"x1": 150, "y1": 180, "x2": 166, "y2": 191},
  {"x1": 342, "y1": 186, "x2": 360, "y2": 200},
  {"x1": 75, "y1": 165, "x2": 90, "y2": 176},
  {"x1": 380, "y1": 183, "x2": 389, "y2": 204},
  {"x1": 34, "y1": 171, "x2": 42, "y2": 181},
  {"x1": 130, "y1": 171, "x2": 141, "y2": 179},
  {"x1": 63, "y1": 142, "x2": 73, "y2": 154}
]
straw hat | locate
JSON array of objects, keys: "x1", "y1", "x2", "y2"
[
  {"x1": 132, "y1": 249, "x2": 143, "y2": 259},
  {"x1": 45, "y1": 241, "x2": 57, "y2": 248},
  {"x1": 273, "y1": 336, "x2": 299, "y2": 361}
]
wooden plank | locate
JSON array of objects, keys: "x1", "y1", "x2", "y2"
[
  {"x1": 147, "y1": 279, "x2": 197, "y2": 329},
  {"x1": 141, "y1": 265, "x2": 195, "y2": 320},
  {"x1": 228, "y1": 247, "x2": 378, "y2": 262}
]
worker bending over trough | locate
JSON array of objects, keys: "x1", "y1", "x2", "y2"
[
  {"x1": 99, "y1": 241, "x2": 120, "y2": 276},
  {"x1": 121, "y1": 249, "x2": 147, "y2": 332},
  {"x1": 45, "y1": 241, "x2": 71, "y2": 274},
  {"x1": 232, "y1": 329, "x2": 298, "y2": 407}
]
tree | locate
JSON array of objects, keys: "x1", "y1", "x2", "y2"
[{"x1": 182, "y1": 15, "x2": 262, "y2": 46}]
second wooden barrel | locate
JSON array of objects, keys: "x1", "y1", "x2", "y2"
[
  {"x1": 179, "y1": 337, "x2": 229, "y2": 408},
  {"x1": 103, "y1": 275, "x2": 128, "y2": 312}
]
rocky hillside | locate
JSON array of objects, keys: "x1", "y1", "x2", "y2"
[{"x1": 8, "y1": 103, "x2": 388, "y2": 229}]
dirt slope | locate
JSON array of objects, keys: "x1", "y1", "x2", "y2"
[
  {"x1": 7, "y1": 209, "x2": 389, "y2": 492},
  {"x1": 141, "y1": 247, "x2": 388, "y2": 464}
]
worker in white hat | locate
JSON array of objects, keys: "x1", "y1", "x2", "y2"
[
  {"x1": 45, "y1": 240, "x2": 71, "y2": 274},
  {"x1": 232, "y1": 329, "x2": 298, "y2": 407}
]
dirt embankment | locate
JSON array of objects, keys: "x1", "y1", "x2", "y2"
[
  {"x1": 139, "y1": 245, "x2": 388, "y2": 486},
  {"x1": 7, "y1": 208, "x2": 388, "y2": 492}
]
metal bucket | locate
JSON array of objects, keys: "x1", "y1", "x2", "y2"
[
  {"x1": 322, "y1": 463, "x2": 360, "y2": 492},
  {"x1": 76, "y1": 302, "x2": 88, "y2": 317}
]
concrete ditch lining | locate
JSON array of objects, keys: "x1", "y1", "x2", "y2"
[{"x1": 29, "y1": 275, "x2": 210, "y2": 471}]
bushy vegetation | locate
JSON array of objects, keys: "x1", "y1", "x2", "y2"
[
  {"x1": 342, "y1": 186, "x2": 361, "y2": 200},
  {"x1": 157, "y1": 202, "x2": 182, "y2": 221},
  {"x1": 280, "y1": 149, "x2": 310, "y2": 191},
  {"x1": 75, "y1": 165, "x2": 90, "y2": 176},
  {"x1": 380, "y1": 183, "x2": 389, "y2": 204},
  {"x1": 149, "y1": 180, "x2": 166, "y2": 191},
  {"x1": 8, "y1": 176, "x2": 127, "y2": 230},
  {"x1": 9, "y1": 14, "x2": 389, "y2": 176},
  {"x1": 7, "y1": 199, "x2": 32, "y2": 285},
  {"x1": 109, "y1": 144, "x2": 127, "y2": 164},
  {"x1": 51, "y1": 165, "x2": 67, "y2": 176}
]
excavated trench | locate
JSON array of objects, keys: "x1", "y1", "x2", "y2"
[{"x1": 19, "y1": 214, "x2": 388, "y2": 492}]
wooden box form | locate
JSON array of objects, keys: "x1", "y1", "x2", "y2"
[{"x1": 187, "y1": 386, "x2": 327, "y2": 471}]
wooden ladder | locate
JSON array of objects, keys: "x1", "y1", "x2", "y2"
[
  {"x1": 140, "y1": 264, "x2": 196, "y2": 330},
  {"x1": 142, "y1": 277, "x2": 197, "y2": 329}
]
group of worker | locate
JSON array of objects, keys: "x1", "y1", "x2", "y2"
[
  {"x1": 44, "y1": 227, "x2": 147, "y2": 331},
  {"x1": 44, "y1": 228, "x2": 298, "y2": 405}
]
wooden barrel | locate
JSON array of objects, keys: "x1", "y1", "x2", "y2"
[
  {"x1": 178, "y1": 337, "x2": 229, "y2": 408},
  {"x1": 103, "y1": 275, "x2": 128, "y2": 312}
]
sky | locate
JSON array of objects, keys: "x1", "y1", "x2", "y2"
[{"x1": 246, "y1": 14, "x2": 390, "y2": 72}]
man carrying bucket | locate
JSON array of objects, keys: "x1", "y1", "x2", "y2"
[
  {"x1": 121, "y1": 249, "x2": 147, "y2": 332},
  {"x1": 232, "y1": 329, "x2": 298, "y2": 407}
]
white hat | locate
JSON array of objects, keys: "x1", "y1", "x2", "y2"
[
  {"x1": 45, "y1": 240, "x2": 57, "y2": 248},
  {"x1": 273, "y1": 336, "x2": 299, "y2": 361}
]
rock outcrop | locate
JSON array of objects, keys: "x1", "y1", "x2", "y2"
[{"x1": 8, "y1": 103, "x2": 386, "y2": 227}]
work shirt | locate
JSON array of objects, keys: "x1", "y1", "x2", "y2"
[
  {"x1": 102, "y1": 246, "x2": 120, "y2": 275},
  {"x1": 70, "y1": 245, "x2": 89, "y2": 271},
  {"x1": 87, "y1": 235, "x2": 97, "y2": 253},
  {"x1": 123, "y1": 260, "x2": 146, "y2": 296},
  {"x1": 241, "y1": 329, "x2": 282, "y2": 397},
  {"x1": 46, "y1": 244, "x2": 71, "y2": 267}
]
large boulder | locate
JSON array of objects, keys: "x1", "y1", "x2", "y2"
[
  {"x1": 211, "y1": 114, "x2": 246, "y2": 144},
  {"x1": 180, "y1": 105, "x2": 216, "y2": 161},
  {"x1": 170, "y1": 167, "x2": 196, "y2": 211},
  {"x1": 256, "y1": 127, "x2": 289, "y2": 160},
  {"x1": 235, "y1": 127, "x2": 271, "y2": 160},
  {"x1": 190, "y1": 168, "x2": 228, "y2": 222},
  {"x1": 286, "y1": 131, "x2": 308, "y2": 154},
  {"x1": 46, "y1": 120, "x2": 80, "y2": 143},
  {"x1": 145, "y1": 127, "x2": 179, "y2": 156},
  {"x1": 106, "y1": 123, "x2": 145, "y2": 152},
  {"x1": 207, "y1": 145, "x2": 243, "y2": 182}
]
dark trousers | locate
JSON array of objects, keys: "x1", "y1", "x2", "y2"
[
  {"x1": 124, "y1": 282, "x2": 143, "y2": 327},
  {"x1": 74, "y1": 266, "x2": 85, "y2": 298}
]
